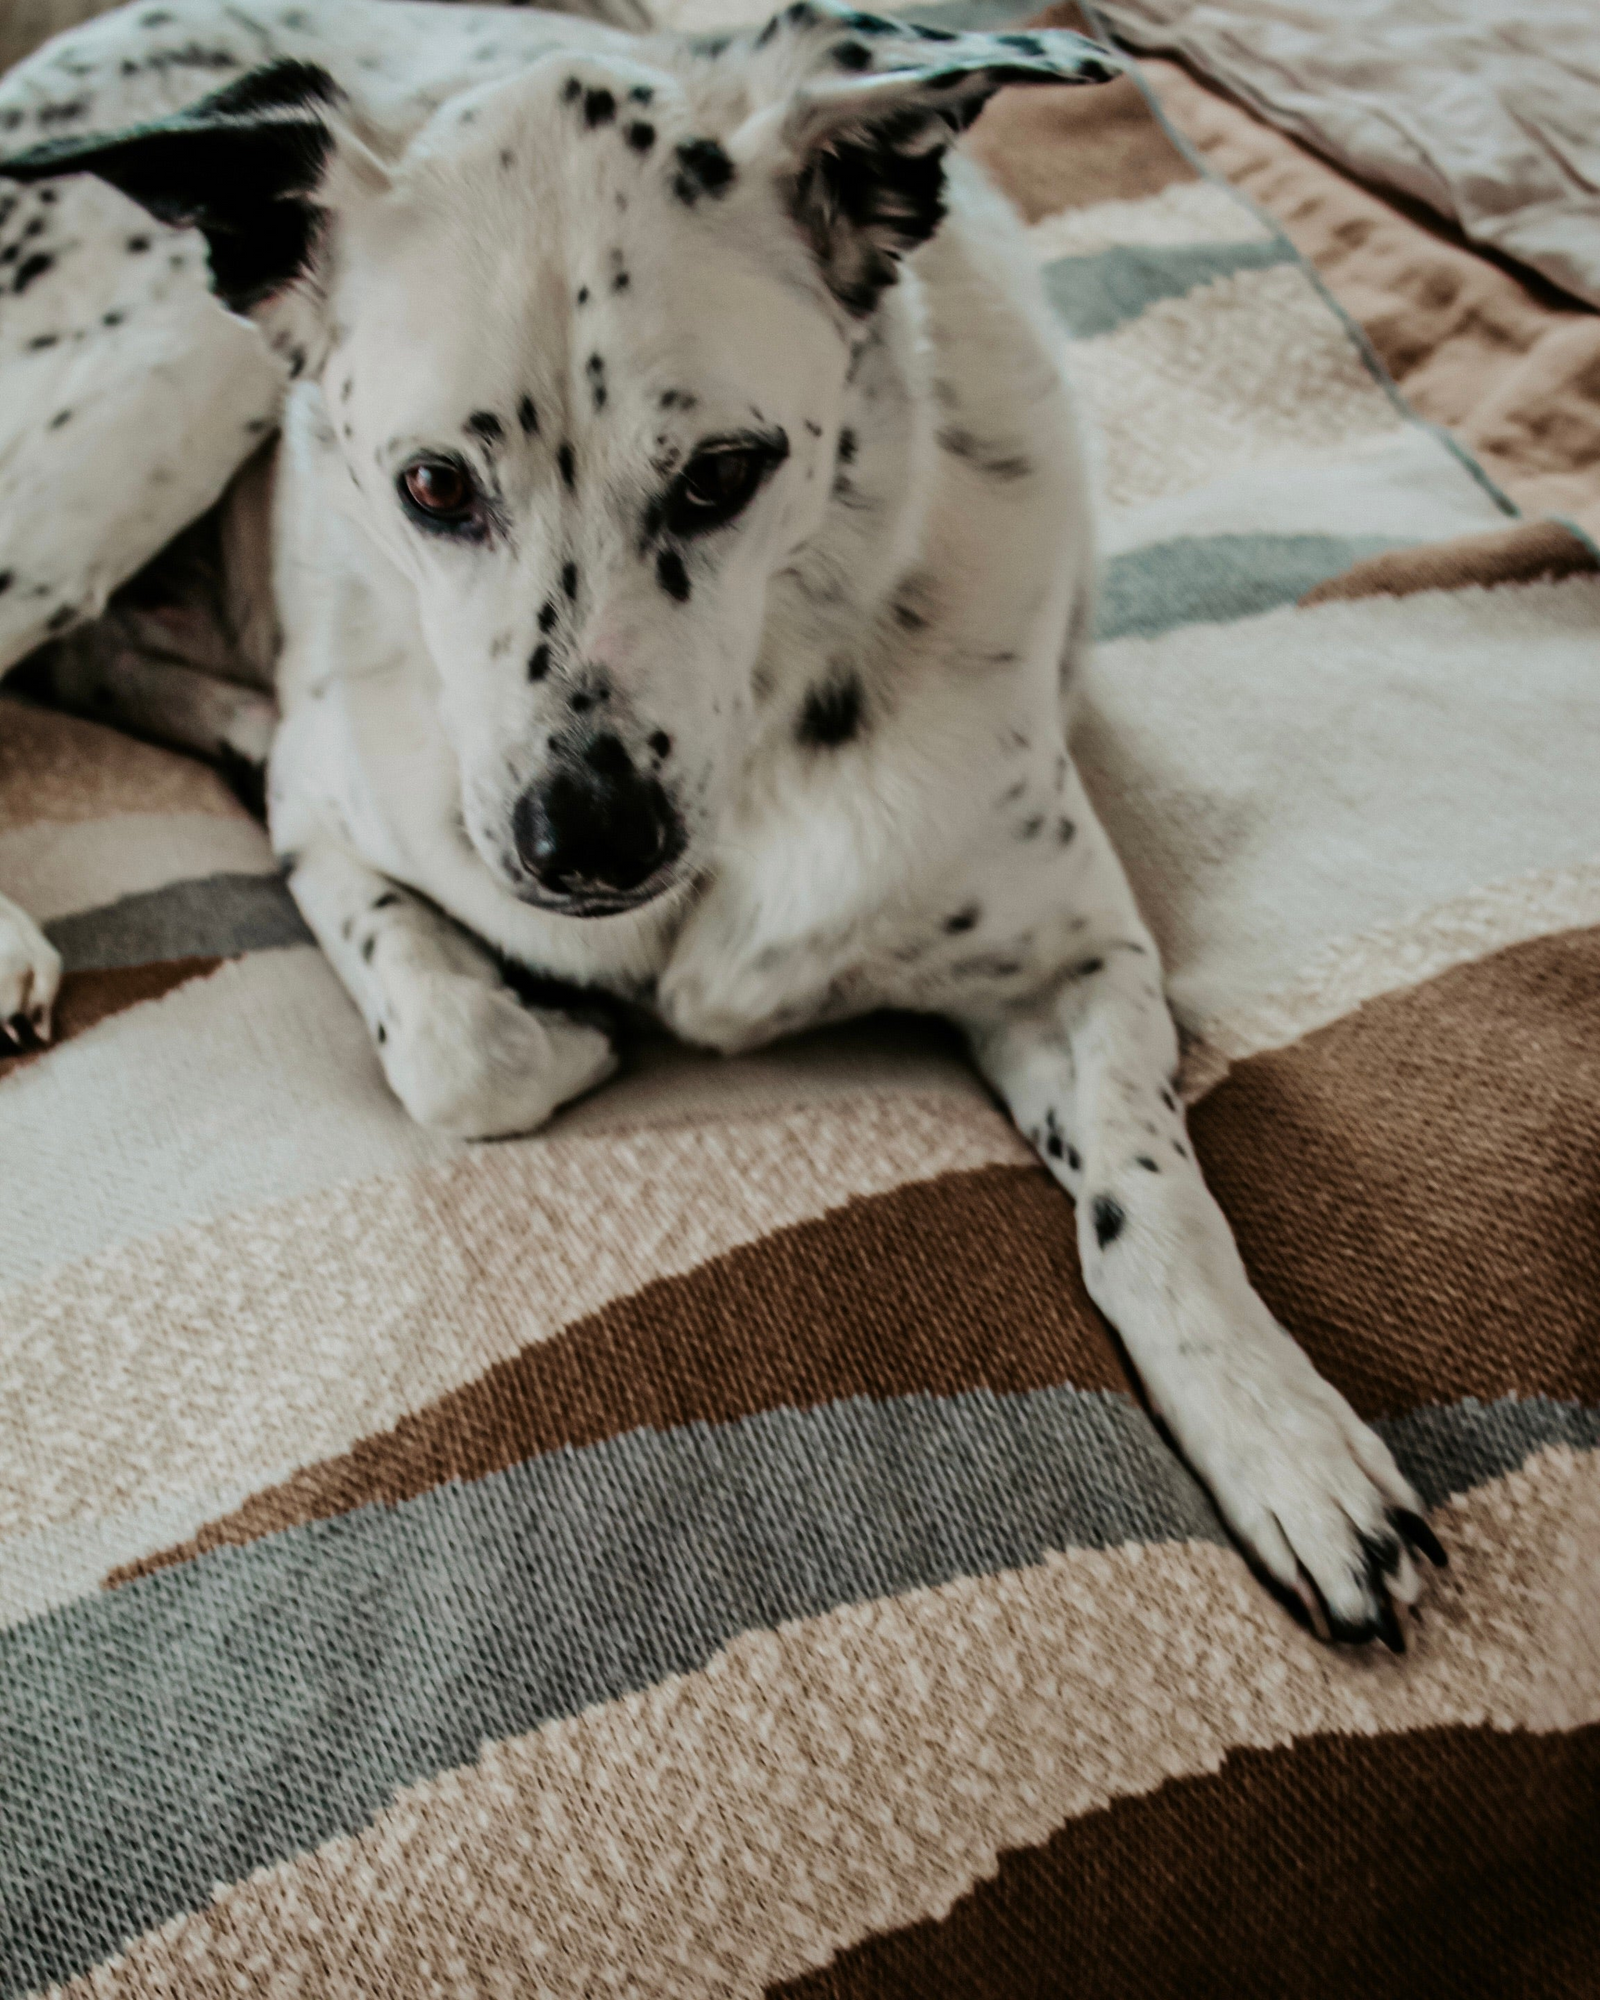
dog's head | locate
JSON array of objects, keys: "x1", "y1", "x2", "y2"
[{"x1": 3, "y1": 4, "x2": 1115, "y2": 915}]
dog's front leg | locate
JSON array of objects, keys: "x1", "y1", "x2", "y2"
[
  {"x1": 961, "y1": 944, "x2": 1446, "y2": 1648},
  {"x1": 287, "y1": 842, "x2": 615, "y2": 1139}
]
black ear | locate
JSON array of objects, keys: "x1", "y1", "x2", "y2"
[
  {"x1": 739, "y1": 4, "x2": 1120, "y2": 315},
  {"x1": 0, "y1": 60, "x2": 344, "y2": 311}
]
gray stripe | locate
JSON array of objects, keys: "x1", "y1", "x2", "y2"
[
  {"x1": 1096, "y1": 532, "x2": 1407, "y2": 643},
  {"x1": 1044, "y1": 237, "x2": 1296, "y2": 340},
  {"x1": 2, "y1": 1388, "x2": 1592, "y2": 1995},
  {"x1": 45, "y1": 872, "x2": 311, "y2": 973}
]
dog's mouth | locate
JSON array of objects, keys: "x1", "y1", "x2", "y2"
[{"x1": 506, "y1": 862, "x2": 686, "y2": 920}]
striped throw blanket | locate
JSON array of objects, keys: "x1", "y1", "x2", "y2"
[{"x1": 3, "y1": 3, "x2": 1597, "y2": 1993}]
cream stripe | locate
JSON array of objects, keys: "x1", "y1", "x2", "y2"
[
  {"x1": 0, "y1": 1091, "x2": 1028, "y2": 1547},
  {"x1": 0, "y1": 814, "x2": 277, "y2": 925},
  {"x1": 44, "y1": 1446, "x2": 1600, "y2": 1999},
  {"x1": 1071, "y1": 261, "x2": 1404, "y2": 510},
  {"x1": 1027, "y1": 177, "x2": 1272, "y2": 261},
  {"x1": 1203, "y1": 860, "x2": 1600, "y2": 1060}
]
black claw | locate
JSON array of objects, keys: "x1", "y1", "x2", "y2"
[
  {"x1": 1394, "y1": 1510, "x2": 1448, "y2": 1568},
  {"x1": 1373, "y1": 1598, "x2": 1406, "y2": 1655},
  {"x1": 1358, "y1": 1529, "x2": 1403, "y2": 1579}
]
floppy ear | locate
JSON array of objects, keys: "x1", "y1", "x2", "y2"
[
  {"x1": 735, "y1": 3, "x2": 1120, "y2": 315},
  {"x1": 0, "y1": 59, "x2": 362, "y2": 317}
]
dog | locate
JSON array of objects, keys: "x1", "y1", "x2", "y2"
[{"x1": 0, "y1": 0, "x2": 1447, "y2": 1648}]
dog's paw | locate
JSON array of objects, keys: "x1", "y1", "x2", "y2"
[
  {"x1": 377, "y1": 973, "x2": 617, "y2": 1138},
  {"x1": 1175, "y1": 1333, "x2": 1446, "y2": 1651},
  {"x1": 0, "y1": 896, "x2": 63, "y2": 1046}
]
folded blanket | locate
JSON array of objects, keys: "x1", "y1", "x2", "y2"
[
  {"x1": 2, "y1": 5, "x2": 1597, "y2": 1996},
  {"x1": 1090, "y1": 0, "x2": 1600, "y2": 312}
]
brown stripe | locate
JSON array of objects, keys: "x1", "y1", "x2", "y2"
[
  {"x1": 0, "y1": 695, "x2": 246, "y2": 831},
  {"x1": 109, "y1": 1162, "x2": 1123, "y2": 1584},
  {"x1": 1301, "y1": 518, "x2": 1599, "y2": 606},
  {"x1": 969, "y1": 5, "x2": 1196, "y2": 225},
  {"x1": 776, "y1": 1721, "x2": 1600, "y2": 2000},
  {"x1": 0, "y1": 956, "x2": 221, "y2": 1074},
  {"x1": 1192, "y1": 924, "x2": 1600, "y2": 1412}
]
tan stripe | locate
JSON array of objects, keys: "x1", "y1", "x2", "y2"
[
  {"x1": 1068, "y1": 262, "x2": 1404, "y2": 511},
  {"x1": 0, "y1": 1092, "x2": 1029, "y2": 1546},
  {"x1": 49, "y1": 1446, "x2": 1600, "y2": 1998},
  {"x1": 0, "y1": 697, "x2": 245, "y2": 832},
  {"x1": 111, "y1": 1162, "x2": 1118, "y2": 1585},
  {"x1": 778, "y1": 1724, "x2": 1600, "y2": 2000},
  {"x1": 0, "y1": 958, "x2": 221, "y2": 1076},
  {"x1": 1301, "y1": 518, "x2": 1599, "y2": 606},
  {"x1": 1203, "y1": 866, "x2": 1600, "y2": 1060},
  {"x1": 0, "y1": 812, "x2": 275, "y2": 925}
]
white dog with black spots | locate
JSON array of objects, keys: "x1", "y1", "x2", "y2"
[{"x1": 0, "y1": 0, "x2": 1447, "y2": 1646}]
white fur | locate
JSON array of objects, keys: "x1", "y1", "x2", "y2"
[{"x1": 0, "y1": 0, "x2": 1444, "y2": 1644}]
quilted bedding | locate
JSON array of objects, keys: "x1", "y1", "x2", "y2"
[{"x1": 2, "y1": 2, "x2": 1598, "y2": 1994}]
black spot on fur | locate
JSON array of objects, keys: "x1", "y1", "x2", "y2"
[
  {"x1": 629, "y1": 84, "x2": 654, "y2": 103},
  {"x1": 500, "y1": 147, "x2": 514, "y2": 168},
  {"x1": 376, "y1": 1022, "x2": 386, "y2": 1043},
  {"x1": 583, "y1": 88, "x2": 616, "y2": 127},
  {"x1": 1137, "y1": 1155, "x2": 1160, "y2": 1171},
  {"x1": 528, "y1": 643, "x2": 551, "y2": 681},
  {"x1": 1174, "y1": 1141, "x2": 1188, "y2": 1160},
  {"x1": 46, "y1": 605, "x2": 74, "y2": 632},
  {"x1": 0, "y1": 572, "x2": 11, "y2": 595},
  {"x1": 1044, "y1": 1131, "x2": 1064, "y2": 1160},
  {"x1": 466, "y1": 409, "x2": 502, "y2": 442},
  {"x1": 836, "y1": 427, "x2": 858, "y2": 464},
  {"x1": 558, "y1": 442, "x2": 576, "y2": 490},
  {"x1": 561, "y1": 559, "x2": 579, "y2": 599},
  {"x1": 943, "y1": 905, "x2": 979, "y2": 934},
  {"x1": 562, "y1": 76, "x2": 582, "y2": 103},
  {"x1": 1057, "y1": 817, "x2": 1076, "y2": 845},
  {"x1": 13, "y1": 252, "x2": 54, "y2": 293},
  {"x1": 371, "y1": 892, "x2": 400, "y2": 911},
  {"x1": 673, "y1": 137, "x2": 735, "y2": 205},
  {"x1": 1092, "y1": 1194, "x2": 1125, "y2": 1248},
  {"x1": 27, "y1": 333, "x2": 57, "y2": 350},
  {"x1": 649, "y1": 730, "x2": 672, "y2": 759},
  {"x1": 538, "y1": 599, "x2": 558, "y2": 633},
  {"x1": 48, "y1": 408, "x2": 71, "y2": 428},
  {"x1": 1073, "y1": 956, "x2": 1104, "y2": 978},
  {"x1": 1160, "y1": 1088, "x2": 1177, "y2": 1112},
  {"x1": 576, "y1": 285, "x2": 590, "y2": 305},
  {"x1": 518, "y1": 394, "x2": 537, "y2": 435},
  {"x1": 798, "y1": 673, "x2": 863, "y2": 749},
  {"x1": 1066, "y1": 1144, "x2": 1081, "y2": 1171},
  {"x1": 832, "y1": 38, "x2": 873, "y2": 68},
  {"x1": 625, "y1": 120, "x2": 655, "y2": 152},
  {"x1": 656, "y1": 548, "x2": 690, "y2": 601},
  {"x1": 587, "y1": 353, "x2": 606, "y2": 410},
  {"x1": 613, "y1": 268, "x2": 630, "y2": 291},
  {"x1": 1018, "y1": 815, "x2": 1043, "y2": 840},
  {"x1": 360, "y1": 935, "x2": 375, "y2": 963},
  {"x1": 126, "y1": 235, "x2": 150, "y2": 252},
  {"x1": 997, "y1": 32, "x2": 1046, "y2": 54}
]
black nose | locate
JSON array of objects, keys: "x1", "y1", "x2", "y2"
[{"x1": 513, "y1": 733, "x2": 682, "y2": 903}]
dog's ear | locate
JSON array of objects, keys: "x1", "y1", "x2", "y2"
[
  {"x1": 731, "y1": 3, "x2": 1119, "y2": 315},
  {"x1": 0, "y1": 59, "x2": 380, "y2": 320}
]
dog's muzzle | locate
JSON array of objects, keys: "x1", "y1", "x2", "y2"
[{"x1": 511, "y1": 732, "x2": 685, "y2": 915}]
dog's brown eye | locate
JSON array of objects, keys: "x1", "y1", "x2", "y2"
[
  {"x1": 399, "y1": 457, "x2": 475, "y2": 521},
  {"x1": 664, "y1": 436, "x2": 785, "y2": 538},
  {"x1": 681, "y1": 449, "x2": 761, "y2": 510}
]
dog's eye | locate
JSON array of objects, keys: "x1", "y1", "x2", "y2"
[
  {"x1": 666, "y1": 446, "x2": 772, "y2": 536},
  {"x1": 398, "y1": 457, "x2": 478, "y2": 528}
]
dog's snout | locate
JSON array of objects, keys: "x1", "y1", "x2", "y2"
[{"x1": 514, "y1": 732, "x2": 682, "y2": 905}]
